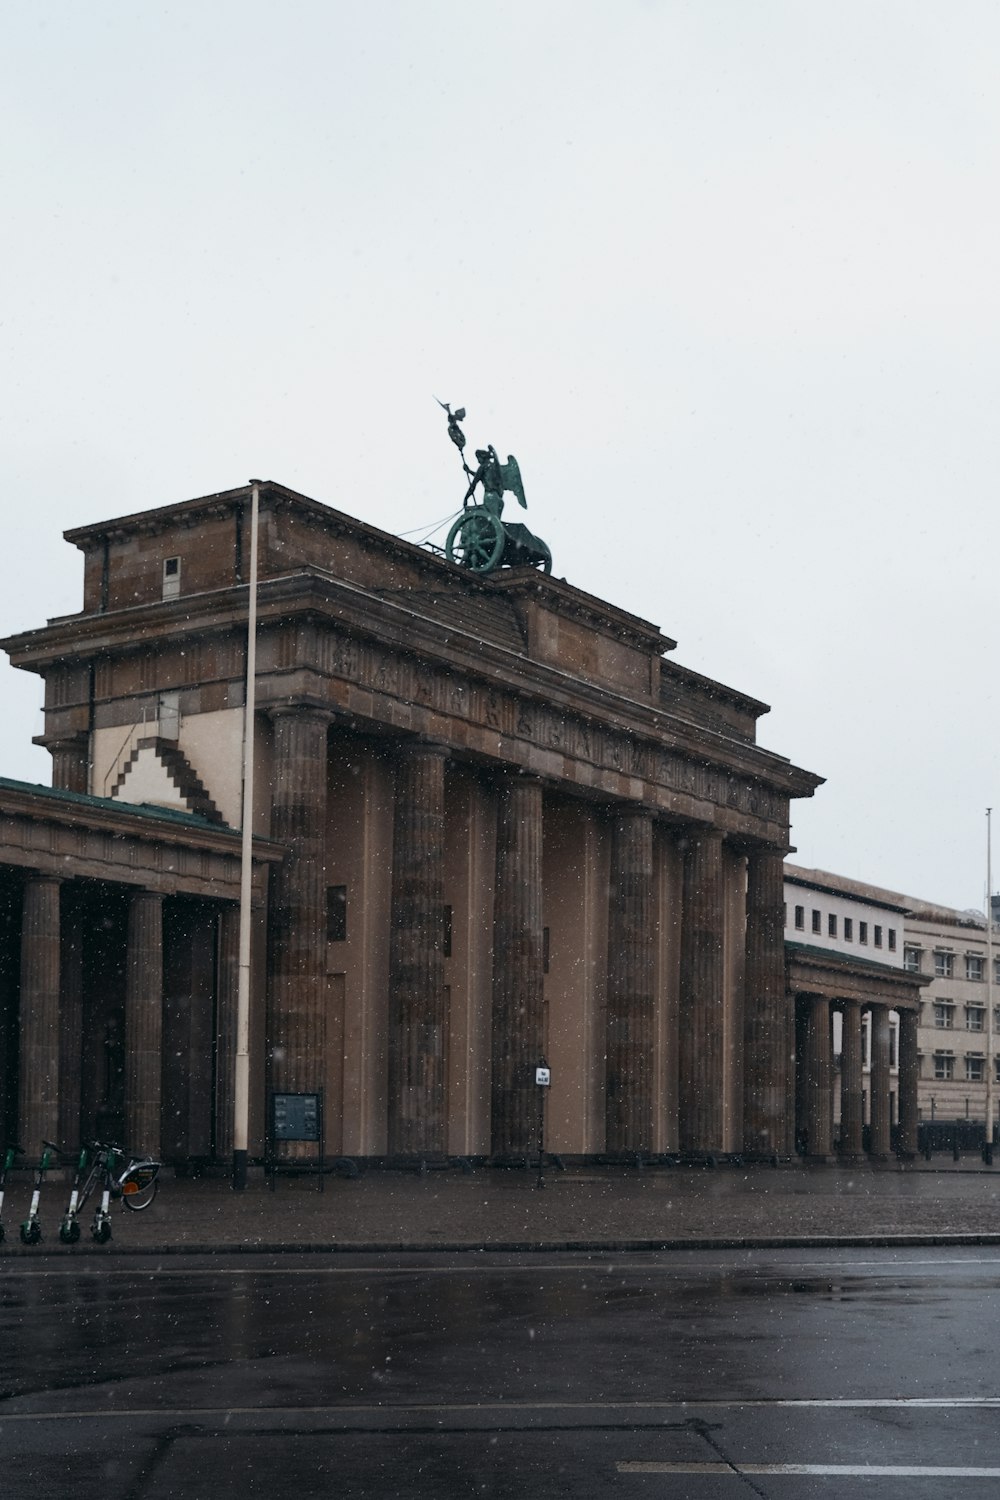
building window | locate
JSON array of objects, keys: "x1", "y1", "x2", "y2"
[
  {"x1": 326, "y1": 885, "x2": 347, "y2": 943},
  {"x1": 933, "y1": 1001, "x2": 954, "y2": 1029},
  {"x1": 967, "y1": 1005, "x2": 985, "y2": 1032},
  {"x1": 874, "y1": 925, "x2": 883, "y2": 948},
  {"x1": 995, "y1": 1056, "x2": 1000, "y2": 1084},
  {"x1": 934, "y1": 951, "x2": 954, "y2": 979},
  {"x1": 844, "y1": 917, "x2": 853, "y2": 941},
  {"x1": 794, "y1": 905, "x2": 804, "y2": 931},
  {"x1": 887, "y1": 929, "x2": 897, "y2": 952},
  {"x1": 859, "y1": 921, "x2": 868, "y2": 945},
  {"x1": 159, "y1": 689, "x2": 180, "y2": 741},
  {"x1": 812, "y1": 909, "x2": 822, "y2": 934},
  {"x1": 443, "y1": 904, "x2": 453, "y2": 959},
  {"x1": 994, "y1": 956, "x2": 1000, "y2": 984},
  {"x1": 889, "y1": 1024, "x2": 898, "y2": 1069},
  {"x1": 966, "y1": 955, "x2": 984, "y2": 982},
  {"x1": 904, "y1": 946, "x2": 921, "y2": 972},
  {"x1": 162, "y1": 555, "x2": 181, "y2": 600},
  {"x1": 966, "y1": 1055, "x2": 985, "y2": 1082},
  {"x1": 828, "y1": 913, "x2": 837, "y2": 937},
  {"x1": 934, "y1": 1053, "x2": 955, "y2": 1080}
]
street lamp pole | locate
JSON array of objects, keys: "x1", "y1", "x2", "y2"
[
  {"x1": 986, "y1": 808, "x2": 994, "y2": 1163},
  {"x1": 233, "y1": 480, "x2": 260, "y2": 1191}
]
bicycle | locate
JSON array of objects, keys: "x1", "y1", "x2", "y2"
[
  {"x1": 0, "y1": 1143, "x2": 23, "y2": 1243},
  {"x1": 59, "y1": 1141, "x2": 161, "y2": 1245}
]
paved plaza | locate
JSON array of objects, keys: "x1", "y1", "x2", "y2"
[{"x1": 3, "y1": 1158, "x2": 1000, "y2": 1256}]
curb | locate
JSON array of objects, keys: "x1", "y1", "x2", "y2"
[{"x1": 5, "y1": 1232, "x2": 1000, "y2": 1259}]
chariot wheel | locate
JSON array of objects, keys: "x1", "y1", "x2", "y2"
[{"x1": 445, "y1": 508, "x2": 505, "y2": 573}]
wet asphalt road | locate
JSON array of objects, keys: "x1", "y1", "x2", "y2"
[{"x1": 2, "y1": 1247, "x2": 1000, "y2": 1498}]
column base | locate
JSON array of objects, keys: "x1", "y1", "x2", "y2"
[
  {"x1": 837, "y1": 1151, "x2": 866, "y2": 1166},
  {"x1": 803, "y1": 1153, "x2": 834, "y2": 1165}
]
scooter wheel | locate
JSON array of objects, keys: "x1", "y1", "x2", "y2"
[
  {"x1": 92, "y1": 1221, "x2": 112, "y2": 1245},
  {"x1": 59, "y1": 1221, "x2": 81, "y2": 1244},
  {"x1": 20, "y1": 1222, "x2": 41, "y2": 1245}
]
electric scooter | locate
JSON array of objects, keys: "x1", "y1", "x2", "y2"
[
  {"x1": 59, "y1": 1142, "x2": 91, "y2": 1244},
  {"x1": 20, "y1": 1140, "x2": 57, "y2": 1245},
  {"x1": 0, "y1": 1143, "x2": 23, "y2": 1243}
]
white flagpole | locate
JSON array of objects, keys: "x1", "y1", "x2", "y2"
[
  {"x1": 986, "y1": 807, "x2": 994, "y2": 1163},
  {"x1": 233, "y1": 480, "x2": 260, "y2": 1191}
]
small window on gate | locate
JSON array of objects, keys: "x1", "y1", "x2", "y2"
[{"x1": 326, "y1": 885, "x2": 347, "y2": 943}]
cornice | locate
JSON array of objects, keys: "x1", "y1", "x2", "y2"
[
  {"x1": 4, "y1": 573, "x2": 823, "y2": 800},
  {"x1": 0, "y1": 779, "x2": 284, "y2": 863}
]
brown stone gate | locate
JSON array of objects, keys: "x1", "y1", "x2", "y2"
[{"x1": 2, "y1": 481, "x2": 826, "y2": 1163}]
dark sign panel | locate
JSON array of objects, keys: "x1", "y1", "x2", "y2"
[{"x1": 272, "y1": 1092, "x2": 321, "y2": 1142}]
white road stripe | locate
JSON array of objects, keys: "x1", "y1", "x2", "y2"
[
  {"x1": 3, "y1": 1397, "x2": 1000, "y2": 1422},
  {"x1": 3, "y1": 1255, "x2": 1000, "y2": 1279},
  {"x1": 620, "y1": 1463, "x2": 1000, "y2": 1477}
]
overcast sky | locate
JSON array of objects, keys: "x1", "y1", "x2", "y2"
[{"x1": 3, "y1": 2, "x2": 998, "y2": 911}]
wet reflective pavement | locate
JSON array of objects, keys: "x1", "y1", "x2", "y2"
[
  {"x1": 4, "y1": 1160, "x2": 1000, "y2": 1256},
  {"x1": 3, "y1": 1247, "x2": 1000, "y2": 1496}
]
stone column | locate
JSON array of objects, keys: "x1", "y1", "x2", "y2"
[
  {"x1": 803, "y1": 995, "x2": 832, "y2": 1159},
  {"x1": 491, "y1": 774, "x2": 544, "y2": 1158},
  {"x1": 678, "y1": 828, "x2": 726, "y2": 1154},
  {"x1": 839, "y1": 998, "x2": 864, "y2": 1161},
  {"x1": 58, "y1": 898, "x2": 85, "y2": 1148},
  {"x1": 18, "y1": 876, "x2": 62, "y2": 1151},
  {"x1": 388, "y1": 742, "x2": 448, "y2": 1157},
  {"x1": 869, "y1": 1003, "x2": 891, "y2": 1159},
  {"x1": 743, "y1": 845, "x2": 788, "y2": 1158},
  {"x1": 124, "y1": 891, "x2": 163, "y2": 1154},
  {"x1": 605, "y1": 808, "x2": 655, "y2": 1153},
  {"x1": 267, "y1": 707, "x2": 331, "y2": 1098},
  {"x1": 47, "y1": 735, "x2": 89, "y2": 795},
  {"x1": 213, "y1": 903, "x2": 240, "y2": 1161},
  {"x1": 897, "y1": 1006, "x2": 919, "y2": 1158}
]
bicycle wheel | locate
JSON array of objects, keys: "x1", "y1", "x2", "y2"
[{"x1": 120, "y1": 1166, "x2": 158, "y2": 1211}]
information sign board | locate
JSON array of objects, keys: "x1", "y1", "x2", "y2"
[{"x1": 272, "y1": 1092, "x2": 321, "y2": 1141}]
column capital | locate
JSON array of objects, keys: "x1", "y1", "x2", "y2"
[
  {"x1": 606, "y1": 802, "x2": 656, "y2": 823},
  {"x1": 675, "y1": 823, "x2": 725, "y2": 855},
  {"x1": 397, "y1": 737, "x2": 451, "y2": 762},
  {"x1": 265, "y1": 700, "x2": 337, "y2": 725}
]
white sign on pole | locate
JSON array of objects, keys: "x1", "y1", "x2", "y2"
[{"x1": 535, "y1": 1066, "x2": 551, "y2": 1087}]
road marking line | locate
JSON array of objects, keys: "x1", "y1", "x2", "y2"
[
  {"x1": 620, "y1": 1464, "x2": 1000, "y2": 1477},
  {"x1": 3, "y1": 1397, "x2": 1000, "y2": 1422},
  {"x1": 4, "y1": 1255, "x2": 1000, "y2": 1279}
]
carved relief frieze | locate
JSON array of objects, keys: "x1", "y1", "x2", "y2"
[
  {"x1": 371, "y1": 646, "x2": 401, "y2": 698},
  {"x1": 478, "y1": 685, "x2": 505, "y2": 732},
  {"x1": 303, "y1": 625, "x2": 790, "y2": 829}
]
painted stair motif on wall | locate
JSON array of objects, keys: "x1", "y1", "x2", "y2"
[{"x1": 110, "y1": 736, "x2": 226, "y2": 825}]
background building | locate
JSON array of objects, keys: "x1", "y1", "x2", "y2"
[
  {"x1": 782, "y1": 865, "x2": 926, "y2": 1159},
  {"x1": 902, "y1": 896, "x2": 998, "y2": 1132}
]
